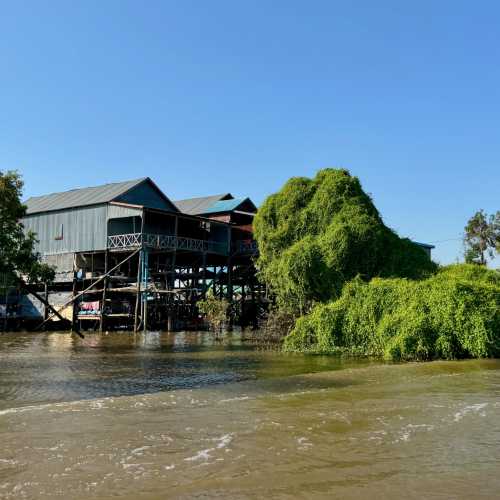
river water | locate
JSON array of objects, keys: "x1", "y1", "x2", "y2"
[{"x1": 0, "y1": 331, "x2": 499, "y2": 499}]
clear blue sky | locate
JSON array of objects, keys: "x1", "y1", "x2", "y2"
[{"x1": 1, "y1": 1, "x2": 499, "y2": 265}]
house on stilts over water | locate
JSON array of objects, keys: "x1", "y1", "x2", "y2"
[{"x1": 18, "y1": 177, "x2": 263, "y2": 332}]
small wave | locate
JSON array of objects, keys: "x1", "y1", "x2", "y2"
[
  {"x1": 219, "y1": 396, "x2": 250, "y2": 403},
  {"x1": 297, "y1": 437, "x2": 313, "y2": 449},
  {"x1": 392, "y1": 423, "x2": 435, "y2": 443},
  {"x1": 122, "y1": 462, "x2": 154, "y2": 470},
  {"x1": 90, "y1": 400, "x2": 107, "y2": 410},
  {"x1": 0, "y1": 458, "x2": 19, "y2": 466},
  {"x1": 184, "y1": 448, "x2": 213, "y2": 462},
  {"x1": 130, "y1": 446, "x2": 151, "y2": 456},
  {"x1": 454, "y1": 403, "x2": 488, "y2": 422},
  {"x1": 184, "y1": 433, "x2": 233, "y2": 462},
  {"x1": 0, "y1": 402, "x2": 69, "y2": 417},
  {"x1": 0, "y1": 397, "x2": 114, "y2": 418},
  {"x1": 368, "y1": 430, "x2": 388, "y2": 442},
  {"x1": 216, "y1": 434, "x2": 233, "y2": 449}
]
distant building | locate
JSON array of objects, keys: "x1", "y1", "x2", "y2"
[{"x1": 413, "y1": 242, "x2": 435, "y2": 259}]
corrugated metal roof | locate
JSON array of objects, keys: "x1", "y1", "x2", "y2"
[
  {"x1": 201, "y1": 198, "x2": 247, "y2": 214},
  {"x1": 174, "y1": 193, "x2": 233, "y2": 215},
  {"x1": 25, "y1": 178, "x2": 148, "y2": 214}
]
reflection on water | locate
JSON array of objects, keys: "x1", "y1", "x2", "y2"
[
  {"x1": 0, "y1": 331, "x2": 499, "y2": 499},
  {"x1": 0, "y1": 331, "x2": 363, "y2": 411}
]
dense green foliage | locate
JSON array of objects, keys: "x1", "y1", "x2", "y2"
[
  {"x1": 254, "y1": 169, "x2": 500, "y2": 361},
  {"x1": 284, "y1": 264, "x2": 500, "y2": 360},
  {"x1": 0, "y1": 170, "x2": 54, "y2": 283},
  {"x1": 253, "y1": 169, "x2": 436, "y2": 312},
  {"x1": 464, "y1": 209, "x2": 500, "y2": 265}
]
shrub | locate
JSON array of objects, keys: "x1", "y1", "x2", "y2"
[
  {"x1": 284, "y1": 264, "x2": 500, "y2": 361},
  {"x1": 198, "y1": 294, "x2": 229, "y2": 334}
]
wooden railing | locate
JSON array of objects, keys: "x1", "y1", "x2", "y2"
[{"x1": 107, "y1": 233, "x2": 228, "y2": 255}]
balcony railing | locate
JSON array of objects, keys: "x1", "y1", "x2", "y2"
[{"x1": 108, "y1": 233, "x2": 228, "y2": 255}]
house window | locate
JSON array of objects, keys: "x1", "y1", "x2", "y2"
[{"x1": 55, "y1": 223, "x2": 64, "y2": 240}]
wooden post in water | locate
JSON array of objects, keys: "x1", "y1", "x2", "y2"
[
  {"x1": 250, "y1": 277, "x2": 257, "y2": 329},
  {"x1": 99, "y1": 250, "x2": 109, "y2": 333},
  {"x1": 134, "y1": 249, "x2": 142, "y2": 333},
  {"x1": 219, "y1": 265, "x2": 224, "y2": 300},
  {"x1": 71, "y1": 254, "x2": 78, "y2": 333},
  {"x1": 227, "y1": 256, "x2": 233, "y2": 331},
  {"x1": 241, "y1": 283, "x2": 246, "y2": 326},
  {"x1": 134, "y1": 212, "x2": 145, "y2": 333},
  {"x1": 143, "y1": 248, "x2": 149, "y2": 333},
  {"x1": 43, "y1": 282, "x2": 49, "y2": 328},
  {"x1": 167, "y1": 248, "x2": 177, "y2": 332}
]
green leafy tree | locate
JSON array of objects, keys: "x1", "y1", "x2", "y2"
[
  {"x1": 253, "y1": 168, "x2": 436, "y2": 313},
  {"x1": 464, "y1": 210, "x2": 500, "y2": 265},
  {"x1": 0, "y1": 170, "x2": 54, "y2": 283}
]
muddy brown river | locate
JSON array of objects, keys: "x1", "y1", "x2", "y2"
[{"x1": 0, "y1": 331, "x2": 499, "y2": 499}]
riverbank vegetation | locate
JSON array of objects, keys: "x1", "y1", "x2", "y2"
[
  {"x1": 198, "y1": 293, "x2": 229, "y2": 335},
  {"x1": 284, "y1": 264, "x2": 500, "y2": 360},
  {"x1": 253, "y1": 168, "x2": 500, "y2": 361},
  {"x1": 0, "y1": 171, "x2": 54, "y2": 284}
]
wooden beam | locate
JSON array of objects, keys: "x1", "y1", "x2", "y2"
[
  {"x1": 23, "y1": 286, "x2": 84, "y2": 339},
  {"x1": 36, "y1": 248, "x2": 141, "y2": 331}
]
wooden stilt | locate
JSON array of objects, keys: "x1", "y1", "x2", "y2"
[
  {"x1": 167, "y1": 249, "x2": 177, "y2": 332},
  {"x1": 241, "y1": 284, "x2": 246, "y2": 326},
  {"x1": 202, "y1": 252, "x2": 207, "y2": 297},
  {"x1": 250, "y1": 278, "x2": 257, "y2": 329},
  {"x1": 37, "y1": 248, "x2": 140, "y2": 331},
  {"x1": 227, "y1": 258, "x2": 233, "y2": 301},
  {"x1": 71, "y1": 254, "x2": 78, "y2": 333},
  {"x1": 135, "y1": 211, "x2": 145, "y2": 333},
  {"x1": 227, "y1": 257, "x2": 233, "y2": 330},
  {"x1": 134, "y1": 249, "x2": 142, "y2": 333},
  {"x1": 143, "y1": 248, "x2": 149, "y2": 333},
  {"x1": 43, "y1": 282, "x2": 49, "y2": 331},
  {"x1": 99, "y1": 249, "x2": 109, "y2": 333}
]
